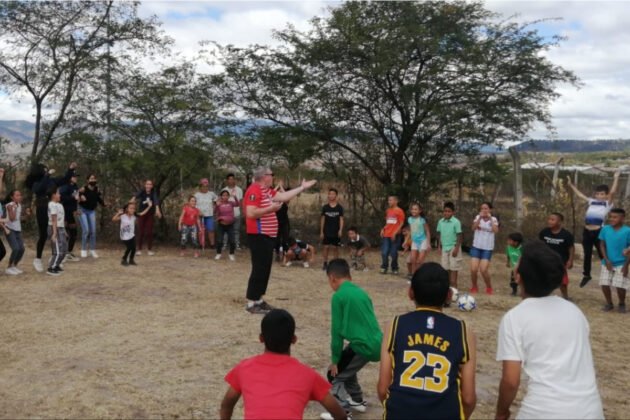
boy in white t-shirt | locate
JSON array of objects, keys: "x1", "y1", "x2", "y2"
[
  {"x1": 566, "y1": 171, "x2": 620, "y2": 287},
  {"x1": 47, "y1": 187, "x2": 66, "y2": 276},
  {"x1": 113, "y1": 201, "x2": 152, "y2": 266},
  {"x1": 496, "y1": 240, "x2": 603, "y2": 420}
]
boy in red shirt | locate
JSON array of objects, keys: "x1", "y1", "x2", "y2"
[
  {"x1": 220, "y1": 309, "x2": 346, "y2": 420},
  {"x1": 380, "y1": 195, "x2": 405, "y2": 275},
  {"x1": 178, "y1": 195, "x2": 201, "y2": 258}
]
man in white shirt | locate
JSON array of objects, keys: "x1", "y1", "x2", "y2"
[
  {"x1": 496, "y1": 240, "x2": 603, "y2": 420},
  {"x1": 194, "y1": 178, "x2": 218, "y2": 250},
  {"x1": 224, "y1": 173, "x2": 244, "y2": 249}
]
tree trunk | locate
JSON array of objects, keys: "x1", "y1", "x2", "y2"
[
  {"x1": 509, "y1": 147, "x2": 523, "y2": 231},
  {"x1": 31, "y1": 100, "x2": 43, "y2": 164}
]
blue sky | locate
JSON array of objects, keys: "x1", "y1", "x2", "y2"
[{"x1": 1, "y1": 1, "x2": 629, "y2": 140}]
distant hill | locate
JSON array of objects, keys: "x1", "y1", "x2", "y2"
[
  {"x1": 514, "y1": 139, "x2": 630, "y2": 153},
  {"x1": 1, "y1": 119, "x2": 630, "y2": 154},
  {"x1": 0, "y1": 120, "x2": 34, "y2": 144}
]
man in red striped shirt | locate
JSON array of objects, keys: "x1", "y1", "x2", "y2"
[{"x1": 244, "y1": 166, "x2": 317, "y2": 314}]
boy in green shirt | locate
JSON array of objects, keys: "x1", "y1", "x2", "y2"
[
  {"x1": 506, "y1": 232, "x2": 523, "y2": 296},
  {"x1": 437, "y1": 202, "x2": 463, "y2": 288},
  {"x1": 322, "y1": 258, "x2": 383, "y2": 419}
]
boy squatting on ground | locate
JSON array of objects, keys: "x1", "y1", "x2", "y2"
[
  {"x1": 347, "y1": 226, "x2": 369, "y2": 271},
  {"x1": 436, "y1": 202, "x2": 463, "y2": 289},
  {"x1": 377, "y1": 262, "x2": 477, "y2": 420},
  {"x1": 496, "y1": 241, "x2": 603, "y2": 420},
  {"x1": 220, "y1": 309, "x2": 346, "y2": 420},
  {"x1": 598, "y1": 208, "x2": 630, "y2": 312},
  {"x1": 566, "y1": 171, "x2": 620, "y2": 287},
  {"x1": 283, "y1": 237, "x2": 316, "y2": 268},
  {"x1": 321, "y1": 259, "x2": 382, "y2": 419}
]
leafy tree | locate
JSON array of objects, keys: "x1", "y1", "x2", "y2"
[
  {"x1": 80, "y1": 62, "x2": 216, "y2": 204},
  {"x1": 213, "y1": 1, "x2": 578, "y2": 204},
  {"x1": 0, "y1": 0, "x2": 165, "y2": 163}
]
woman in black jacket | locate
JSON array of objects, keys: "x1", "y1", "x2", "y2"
[
  {"x1": 78, "y1": 174, "x2": 105, "y2": 258},
  {"x1": 26, "y1": 162, "x2": 77, "y2": 272}
]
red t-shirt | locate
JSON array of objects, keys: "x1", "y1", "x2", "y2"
[
  {"x1": 244, "y1": 183, "x2": 278, "y2": 237},
  {"x1": 182, "y1": 205, "x2": 200, "y2": 226},
  {"x1": 383, "y1": 207, "x2": 405, "y2": 238},
  {"x1": 225, "y1": 353, "x2": 331, "y2": 419}
]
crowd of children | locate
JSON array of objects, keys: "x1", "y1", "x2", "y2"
[
  {"x1": 222, "y1": 249, "x2": 603, "y2": 419},
  {"x1": 1, "y1": 165, "x2": 622, "y2": 419}
]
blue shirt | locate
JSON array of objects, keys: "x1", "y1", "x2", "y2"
[
  {"x1": 598, "y1": 224, "x2": 630, "y2": 266},
  {"x1": 385, "y1": 309, "x2": 469, "y2": 420},
  {"x1": 408, "y1": 216, "x2": 426, "y2": 244}
]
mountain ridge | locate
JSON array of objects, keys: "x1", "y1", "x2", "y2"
[{"x1": 1, "y1": 120, "x2": 630, "y2": 153}]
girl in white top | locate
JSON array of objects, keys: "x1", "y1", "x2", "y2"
[
  {"x1": 496, "y1": 241, "x2": 603, "y2": 420},
  {"x1": 113, "y1": 201, "x2": 151, "y2": 266},
  {"x1": 4, "y1": 190, "x2": 29, "y2": 275},
  {"x1": 470, "y1": 201, "x2": 499, "y2": 295}
]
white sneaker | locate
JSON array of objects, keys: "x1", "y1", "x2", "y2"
[
  {"x1": 80, "y1": 250, "x2": 88, "y2": 258},
  {"x1": 147, "y1": 251, "x2": 155, "y2": 256},
  {"x1": 13, "y1": 267, "x2": 23, "y2": 274},
  {"x1": 303, "y1": 262, "x2": 310, "y2": 268},
  {"x1": 90, "y1": 250, "x2": 99, "y2": 259},
  {"x1": 215, "y1": 254, "x2": 222, "y2": 260},
  {"x1": 5, "y1": 267, "x2": 19, "y2": 276},
  {"x1": 136, "y1": 251, "x2": 142, "y2": 256},
  {"x1": 346, "y1": 397, "x2": 367, "y2": 413},
  {"x1": 33, "y1": 258, "x2": 44, "y2": 273},
  {"x1": 229, "y1": 254, "x2": 235, "y2": 261},
  {"x1": 285, "y1": 261, "x2": 292, "y2": 267}
]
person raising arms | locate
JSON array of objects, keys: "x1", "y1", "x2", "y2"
[{"x1": 243, "y1": 166, "x2": 316, "y2": 314}]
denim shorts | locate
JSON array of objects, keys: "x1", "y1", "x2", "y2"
[
  {"x1": 470, "y1": 246, "x2": 493, "y2": 261},
  {"x1": 203, "y1": 216, "x2": 214, "y2": 231}
]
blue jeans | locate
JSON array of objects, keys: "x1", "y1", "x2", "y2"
[
  {"x1": 381, "y1": 236, "x2": 401, "y2": 271},
  {"x1": 78, "y1": 208, "x2": 97, "y2": 251}
]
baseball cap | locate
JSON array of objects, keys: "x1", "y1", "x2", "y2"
[{"x1": 200, "y1": 178, "x2": 209, "y2": 185}]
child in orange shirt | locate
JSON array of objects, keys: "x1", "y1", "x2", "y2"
[{"x1": 380, "y1": 195, "x2": 405, "y2": 275}]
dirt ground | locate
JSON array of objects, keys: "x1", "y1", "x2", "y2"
[{"x1": 1, "y1": 243, "x2": 629, "y2": 419}]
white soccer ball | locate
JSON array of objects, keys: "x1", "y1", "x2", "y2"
[
  {"x1": 457, "y1": 293, "x2": 476, "y2": 312},
  {"x1": 449, "y1": 287, "x2": 459, "y2": 303}
]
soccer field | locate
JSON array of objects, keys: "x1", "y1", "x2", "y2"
[{"x1": 1, "y1": 246, "x2": 628, "y2": 419}]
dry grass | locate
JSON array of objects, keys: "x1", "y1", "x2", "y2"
[{"x1": 1, "y1": 243, "x2": 629, "y2": 419}]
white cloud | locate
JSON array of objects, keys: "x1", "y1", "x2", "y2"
[{"x1": 1, "y1": 1, "x2": 629, "y2": 141}]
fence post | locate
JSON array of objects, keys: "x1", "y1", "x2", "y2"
[{"x1": 551, "y1": 157, "x2": 563, "y2": 198}]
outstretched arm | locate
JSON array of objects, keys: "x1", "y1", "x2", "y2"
[
  {"x1": 274, "y1": 179, "x2": 317, "y2": 202},
  {"x1": 566, "y1": 176, "x2": 589, "y2": 202},
  {"x1": 112, "y1": 209, "x2": 124, "y2": 222}
]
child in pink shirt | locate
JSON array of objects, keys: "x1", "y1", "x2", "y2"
[{"x1": 214, "y1": 189, "x2": 240, "y2": 261}]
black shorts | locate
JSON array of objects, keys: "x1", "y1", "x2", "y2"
[{"x1": 323, "y1": 236, "x2": 341, "y2": 246}]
